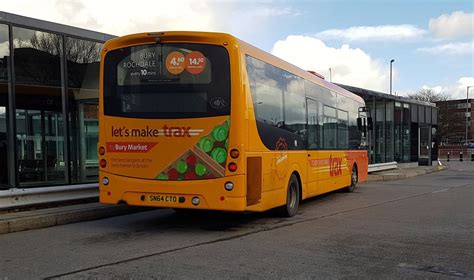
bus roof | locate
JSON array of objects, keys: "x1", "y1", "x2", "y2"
[
  {"x1": 104, "y1": 31, "x2": 364, "y2": 105},
  {"x1": 237, "y1": 38, "x2": 365, "y2": 104}
]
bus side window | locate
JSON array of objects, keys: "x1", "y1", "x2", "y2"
[
  {"x1": 245, "y1": 55, "x2": 284, "y2": 127},
  {"x1": 282, "y1": 71, "x2": 306, "y2": 139},
  {"x1": 337, "y1": 109, "x2": 349, "y2": 149},
  {"x1": 322, "y1": 106, "x2": 337, "y2": 149},
  {"x1": 306, "y1": 98, "x2": 318, "y2": 149}
]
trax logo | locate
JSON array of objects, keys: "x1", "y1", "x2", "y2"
[
  {"x1": 329, "y1": 155, "x2": 343, "y2": 176},
  {"x1": 111, "y1": 125, "x2": 203, "y2": 138},
  {"x1": 163, "y1": 126, "x2": 192, "y2": 137}
]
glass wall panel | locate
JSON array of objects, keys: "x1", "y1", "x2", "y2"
[
  {"x1": 425, "y1": 106, "x2": 432, "y2": 124},
  {"x1": 0, "y1": 24, "x2": 9, "y2": 187},
  {"x1": 385, "y1": 101, "x2": 394, "y2": 162},
  {"x1": 418, "y1": 106, "x2": 425, "y2": 123},
  {"x1": 13, "y1": 27, "x2": 65, "y2": 186},
  {"x1": 402, "y1": 103, "x2": 411, "y2": 162},
  {"x1": 410, "y1": 122, "x2": 419, "y2": 162},
  {"x1": 411, "y1": 104, "x2": 418, "y2": 123},
  {"x1": 367, "y1": 96, "x2": 375, "y2": 163},
  {"x1": 375, "y1": 99, "x2": 385, "y2": 163},
  {"x1": 432, "y1": 108, "x2": 438, "y2": 125},
  {"x1": 66, "y1": 37, "x2": 102, "y2": 183},
  {"x1": 394, "y1": 102, "x2": 402, "y2": 162}
]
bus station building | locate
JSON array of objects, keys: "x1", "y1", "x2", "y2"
[
  {"x1": 0, "y1": 11, "x2": 113, "y2": 192},
  {"x1": 339, "y1": 85, "x2": 438, "y2": 166}
]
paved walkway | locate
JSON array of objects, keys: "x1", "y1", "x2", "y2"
[
  {"x1": 0, "y1": 203, "x2": 144, "y2": 234},
  {"x1": 367, "y1": 162, "x2": 447, "y2": 182}
]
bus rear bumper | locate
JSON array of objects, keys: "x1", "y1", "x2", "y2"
[{"x1": 99, "y1": 172, "x2": 247, "y2": 211}]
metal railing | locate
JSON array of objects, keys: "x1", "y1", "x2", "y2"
[
  {"x1": 368, "y1": 161, "x2": 397, "y2": 173},
  {"x1": 0, "y1": 183, "x2": 98, "y2": 210}
]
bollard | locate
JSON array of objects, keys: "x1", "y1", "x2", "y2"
[
  {"x1": 471, "y1": 153, "x2": 474, "y2": 161},
  {"x1": 447, "y1": 152, "x2": 450, "y2": 162},
  {"x1": 460, "y1": 151, "x2": 463, "y2": 161}
]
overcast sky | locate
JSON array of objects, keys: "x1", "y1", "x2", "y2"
[{"x1": 2, "y1": 0, "x2": 473, "y2": 99}]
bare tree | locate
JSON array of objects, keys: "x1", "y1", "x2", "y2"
[
  {"x1": 14, "y1": 31, "x2": 101, "y2": 86},
  {"x1": 407, "y1": 88, "x2": 450, "y2": 103},
  {"x1": 30, "y1": 32, "x2": 62, "y2": 55},
  {"x1": 65, "y1": 38, "x2": 101, "y2": 64}
]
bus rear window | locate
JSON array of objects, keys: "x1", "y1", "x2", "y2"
[{"x1": 103, "y1": 43, "x2": 230, "y2": 119}]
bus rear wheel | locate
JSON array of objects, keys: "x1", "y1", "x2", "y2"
[
  {"x1": 344, "y1": 166, "x2": 358, "y2": 193},
  {"x1": 277, "y1": 174, "x2": 300, "y2": 217}
]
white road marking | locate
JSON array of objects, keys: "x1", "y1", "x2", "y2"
[{"x1": 431, "y1": 189, "x2": 449, "y2": 193}]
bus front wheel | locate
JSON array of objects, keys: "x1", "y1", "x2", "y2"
[
  {"x1": 277, "y1": 174, "x2": 300, "y2": 217},
  {"x1": 344, "y1": 166, "x2": 358, "y2": 193}
]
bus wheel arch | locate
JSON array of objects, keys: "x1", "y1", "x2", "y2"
[{"x1": 277, "y1": 171, "x2": 301, "y2": 217}]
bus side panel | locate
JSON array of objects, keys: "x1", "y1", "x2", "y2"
[
  {"x1": 308, "y1": 151, "x2": 351, "y2": 196},
  {"x1": 244, "y1": 152, "x2": 286, "y2": 212},
  {"x1": 288, "y1": 156, "x2": 307, "y2": 199},
  {"x1": 348, "y1": 150, "x2": 368, "y2": 183}
]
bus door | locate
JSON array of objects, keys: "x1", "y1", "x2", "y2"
[{"x1": 306, "y1": 98, "x2": 319, "y2": 194}]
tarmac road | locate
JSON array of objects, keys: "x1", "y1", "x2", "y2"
[{"x1": 0, "y1": 161, "x2": 473, "y2": 279}]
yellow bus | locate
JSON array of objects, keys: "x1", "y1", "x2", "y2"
[{"x1": 98, "y1": 32, "x2": 369, "y2": 217}]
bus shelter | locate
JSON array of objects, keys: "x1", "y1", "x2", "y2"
[{"x1": 338, "y1": 84, "x2": 438, "y2": 166}]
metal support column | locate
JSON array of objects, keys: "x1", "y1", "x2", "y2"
[
  {"x1": 6, "y1": 24, "x2": 18, "y2": 187},
  {"x1": 60, "y1": 34, "x2": 70, "y2": 183}
]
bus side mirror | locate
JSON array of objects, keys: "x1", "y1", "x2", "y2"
[
  {"x1": 357, "y1": 117, "x2": 362, "y2": 131},
  {"x1": 367, "y1": 117, "x2": 373, "y2": 131}
]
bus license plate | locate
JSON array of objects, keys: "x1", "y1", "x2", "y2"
[{"x1": 148, "y1": 194, "x2": 178, "y2": 203}]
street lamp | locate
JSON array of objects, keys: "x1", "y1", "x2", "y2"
[
  {"x1": 466, "y1": 86, "x2": 473, "y2": 145},
  {"x1": 390, "y1": 59, "x2": 395, "y2": 95}
]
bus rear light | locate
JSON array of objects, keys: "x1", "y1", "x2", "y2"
[
  {"x1": 99, "y1": 146, "x2": 105, "y2": 155},
  {"x1": 228, "y1": 162, "x2": 237, "y2": 172},
  {"x1": 224, "y1": 182, "x2": 234, "y2": 191},
  {"x1": 230, "y1": 149, "x2": 240, "y2": 159},
  {"x1": 100, "y1": 159, "x2": 107, "y2": 168},
  {"x1": 191, "y1": 197, "x2": 200, "y2": 206},
  {"x1": 102, "y1": 177, "x2": 109, "y2": 186}
]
